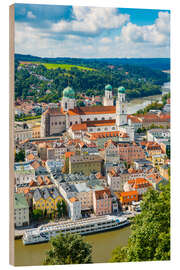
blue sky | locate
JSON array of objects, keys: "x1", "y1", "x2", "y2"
[{"x1": 15, "y1": 4, "x2": 170, "y2": 58}]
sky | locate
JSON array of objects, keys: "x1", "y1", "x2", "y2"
[{"x1": 14, "y1": 4, "x2": 170, "y2": 58}]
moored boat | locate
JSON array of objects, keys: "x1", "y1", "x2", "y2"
[{"x1": 22, "y1": 215, "x2": 130, "y2": 245}]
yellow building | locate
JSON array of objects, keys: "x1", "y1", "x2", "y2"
[
  {"x1": 32, "y1": 124, "x2": 41, "y2": 138},
  {"x1": 33, "y1": 187, "x2": 63, "y2": 214},
  {"x1": 152, "y1": 154, "x2": 166, "y2": 169}
]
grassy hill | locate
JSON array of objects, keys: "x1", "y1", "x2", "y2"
[{"x1": 20, "y1": 61, "x2": 96, "y2": 71}]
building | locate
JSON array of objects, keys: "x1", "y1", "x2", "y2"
[
  {"x1": 103, "y1": 84, "x2": 114, "y2": 106},
  {"x1": 147, "y1": 129, "x2": 170, "y2": 142},
  {"x1": 146, "y1": 174, "x2": 168, "y2": 190},
  {"x1": 124, "y1": 178, "x2": 152, "y2": 197},
  {"x1": 41, "y1": 85, "x2": 135, "y2": 141},
  {"x1": 68, "y1": 197, "x2": 82, "y2": 221},
  {"x1": 145, "y1": 142, "x2": 163, "y2": 157},
  {"x1": 151, "y1": 154, "x2": 166, "y2": 169},
  {"x1": 83, "y1": 130, "x2": 129, "y2": 149},
  {"x1": 69, "y1": 154, "x2": 103, "y2": 176},
  {"x1": 104, "y1": 140, "x2": 145, "y2": 164},
  {"x1": 15, "y1": 127, "x2": 33, "y2": 142},
  {"x1": 128, "y1": 114, "x2": 170, "y2": 129},
  {"x1": 107, "y1": 166, "x2": 154, "y2": 192},
  {"x1": 14, "y1": 193, "x2": 29, "y2": 227},
  {"x1": 93, "y1": 188, "x2": 112, "y2": 215},
  {"x1": 118, "y1": 190, "x2": 138, "y2": 206},
  {"x1": 14, "y1": 162, "x2": 35, "y2": 185},
  {"x1": 32, "y1": 125, "x2": 41, "y2": 138},
  {"x1": 73, "y1": 182, "x2": 104, "y2": 212},
  {"x1": 33, "y1": 187, "x2": 63, "y2": 214},
  {"x1": 47, "y1": 143, "x2": 67, "y2": 160},
  {"x1": 159, "y1": 164, "x2": 170, "y2": 180}
]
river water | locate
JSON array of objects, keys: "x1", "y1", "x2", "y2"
[
  {"x1": 127, "y1": 94, "x2": 162, "y2": 114},
  {"x1": 14, "y1": 94, "x2": 162, "y2": 266},
  {"x1": 14, "y1": 226, "x2": 131, "y2": 266}
]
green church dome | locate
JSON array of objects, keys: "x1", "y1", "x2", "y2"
[
  {"x1": 105, "y1": 84, "x2": 112, "y2": 91},
  {"x1": 118, "y1": 86, "x2": 126, "y2": 93},
  {"x1": 63, "y1": 86, "x2": 75, "y2": 99}
]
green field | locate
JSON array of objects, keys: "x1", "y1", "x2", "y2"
[{"x1": 20, "y1": 61, "x2": 96, "y2": 71}]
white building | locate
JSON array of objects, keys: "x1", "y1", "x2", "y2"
[
  {"x1": 14, "y1": 162, "x2": 35, "y2": 185},
  {"x1": 68, "y1": 197, "x2": 82, "y2": 221},
  {"x1": 14, "y1": 193, "x2": 29, "y2": 227},
  {"x1": 103, "y1": 84, "x2": 114, "y2": 106}
]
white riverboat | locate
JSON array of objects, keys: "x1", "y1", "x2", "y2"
[{"x1": 22, "y1": 215, "x2": 130, "y2": 245}]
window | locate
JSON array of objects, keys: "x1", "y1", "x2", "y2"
[{"x1": 59, "y1": 122, "x2": 61, "y2": 125}]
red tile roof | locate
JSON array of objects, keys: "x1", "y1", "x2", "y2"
[
  {"x1": 94, "y1": 188, "x2": 111, "y2": 200},
  {"x1": 68, "y1": 106, "x2": 116, "y2": 116}
]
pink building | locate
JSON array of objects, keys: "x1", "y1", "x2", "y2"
[
  {"x1": 93, "y1": 188, "x2": 112, "y2": 215},
  {"x1": 118, "y1": 142, "x2": 145, "y2": 163}
]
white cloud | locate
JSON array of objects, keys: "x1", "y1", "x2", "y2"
[
  {"x1": 51, "y1": 7, "x2": 129, "y2": 36},
  {"x1": 120, "y1": 11, "x2": 170, "y2": 46},
  {"x1": 100, "y1": 37, "x2": 112, "y2": 44},
  {"x1": 15, "y1": 10, "x2": 170, "y2": 58},
  {"x1": 27, "y1": 11, "x2": 36, "y2": 19}
]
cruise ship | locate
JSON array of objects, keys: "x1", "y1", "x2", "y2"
[{"x1": 23, "y1": 215, "x2": 130, "y2": 245}]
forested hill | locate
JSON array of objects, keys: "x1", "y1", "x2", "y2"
[
  {"x1": 15, "y1": 54, "x2": 170, "y2": 103},
  {"x1": 15, "y1": 54, "x2": 170, "y2": 71}
]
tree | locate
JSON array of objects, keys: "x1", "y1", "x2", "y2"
[
  {"x1": 43, "y1": 233, "x2": 92, "y2": 265},
  {"x1": 15, "y1": 150, "x2": 25, "y2": 162},
  {"x1": 57, "y1": 200, "x2": 67, "y2": 218},
  {"x1": 110, "y1": 183, "x2": 170, "y2": 262},
  {"x1": 32, "y1": 209, "x2": 43, "y2": 221}
]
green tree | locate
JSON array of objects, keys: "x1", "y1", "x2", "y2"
[
  {"x1": 110, "y1": 183, "x2": 170, "y2": 262},
  {"x1": 43, "y1": 233, "x2": 92, "y2": 265},
  {"x1": 32, "y1": 209, "x2": 43, "y2": 221},
  {"x1": 15, "y1": 150, "x2": 25, "y2": 162},
  {"x1": 57, "y1": 200, "x2": 67, "y2": 218}
]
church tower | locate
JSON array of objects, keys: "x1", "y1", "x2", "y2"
[
  {"x1": 116, "y1": 86, "x2": 127, "y2": 127},
  {"x1": 103, "y1": 84, "x2": 114, "y2": 106},
  {"x1": 61, "y1": 86, "x2": 76, "y2": 112}
]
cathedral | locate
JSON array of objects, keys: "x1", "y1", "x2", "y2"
[{"x1": 40, "y1": 84, "x2": 134, "y2": 141}]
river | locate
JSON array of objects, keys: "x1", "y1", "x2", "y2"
[
  {"x1": 14, "y1": 226, "x2": 131, "y2": 266},
  {"x1": 127, "y1": 94, "x2": 162, "y2": 114}
]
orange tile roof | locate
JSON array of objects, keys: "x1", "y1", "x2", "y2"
[
  {"x1": 70, "y1": 123, "x2": 87, "y2": 131},
  {"x1": 65, "y1": 151, "x2": 75, "y2": 158},
  {"x1": 29, "y1": 180, "x2": 37, "y2": 187},
  {"x1": 68, "y1": 105, "x2": 116, "y2": 116},
  {"x1": 31, "y1": 160, "x2": 41, "y2": 169},
  {"x1": 26, "y1": 153, "x2": 35, "y2": 161},
  {"x1": 69, "y1": 197, "x2": 79, "y2": 203},
  {"x1": 128, "y1": 178, "x2": 150, "y2": 184},
  {"x1": 87, "y1": 131, "x2": 121, "y2": 140},
  {"x1": 85, "y1": 120, "x2": 115, "y2": 127},
  {"x1": 24, "y1": 188, "x2": 30, "y2": 194},
  {"x1": 95, "y1": 188, "x2": 111, "y2": 200},
  {"x1": 37, "y1": 176, "x2": 45, "y2": 186},
  {"x1": 45, "y1": 176, "x2": 52, "y2": 185},
  {"x1": 120, "y1": 190, "x2": 138, "y2": 197}
]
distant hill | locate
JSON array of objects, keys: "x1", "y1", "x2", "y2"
[{"x1": 15, "y1": 54, "x2": 170, "y2": 71}]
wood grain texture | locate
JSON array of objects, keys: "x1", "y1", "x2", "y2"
[{"x1": 9, "y1": 4, "x2": 15, "y2": 266}]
